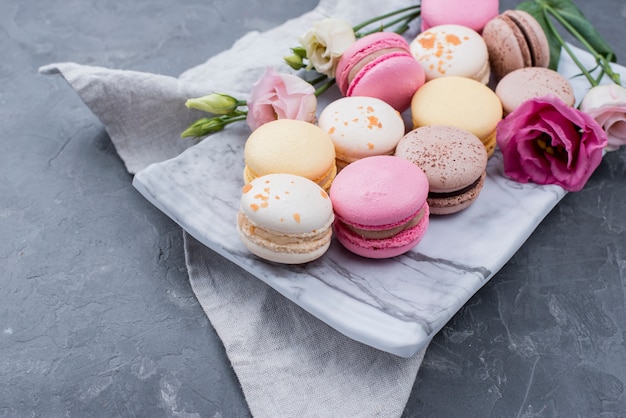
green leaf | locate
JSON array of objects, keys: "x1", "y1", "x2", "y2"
[
  {"x1": 517, "y1": 1, "x2": 562, "y2": 70},
  {"x1": 544, "y1": 0, "x2": 616, "y2": 63}
]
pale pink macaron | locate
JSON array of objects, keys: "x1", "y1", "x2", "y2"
[
  {"x1": 329, "y1": 155, "x2": 430, "y2": 259},
  {"x1": 495, "y1": 67, "x2": 576, "y2": 114},
  {"x1": 335, "y1": 32, "x2": 426, "y2": 113},
  {"x1": 420, "y1": 0, "x2": 499, "y2": 32}
]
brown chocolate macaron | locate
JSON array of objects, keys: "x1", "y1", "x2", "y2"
[
  {"x1": 395, "y1": 125, "x2": 488, "y2": 215},
  {"x1": 495, "y1": 67, "x2": 576, "y2": 114},
  {"x1": 482, "y1": 10, "x2": 550, "y2": 81}
]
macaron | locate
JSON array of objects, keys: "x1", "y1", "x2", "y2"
[
  {"x1": 395, "y1": 125, "x2": 488, "y2": 215},
  {"x1": 335, "y1": 32, "x2": 426, "y2": 113},
  {"x1": 482, "y1": 10, "x2": 551, "y2": 81},
  {"x1": 495, "y1": 67, "x2": 576, "y2": 114},
  {"x1": 317, "y1": 96, "x2": 406, "y2": 170},
  {"x1": 411, "y1": 76, "x2": 503, "y2": 157},
  {"x1": 243, "y1": 119, "x2": 337, "y2": 191},
  {"x1": 420, "y1": 0, "x2": 499, "y2": 33},
  {"x1": 237, "y1": 173, "x2": 334, "y2": 264},
  {"x1": 329, "y1": 155, "x2": 430, "y2": 259},
  {"x1": 410, "y1": 24, "x2": 491, "y2": 84}
]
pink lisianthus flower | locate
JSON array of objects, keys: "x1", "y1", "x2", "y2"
[
  {"x1": 246, "y1": 67, "x2": 317, "y2": 131},
  {"x1": 579, "y1": 83, "x2": 626, "y2": 151},
  {"x1": 496, "y1": 95, "x2": 608, "y2": 192}
]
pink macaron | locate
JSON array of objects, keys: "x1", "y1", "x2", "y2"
[
  {"x1": 420, "y1": 0, "x2": 499, "y2": 33},
  {"x1": 329, "y1": 155, "x2": 430, "y2": 259},
  {"x1": 335, "y1": 32, "x2": 426, "y2": 113}
]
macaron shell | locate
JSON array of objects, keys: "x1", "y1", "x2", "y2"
[
  {"x1": 483, "y1": 10, "x2": 550, "y2": 80},
  {"x1": 333, "y1": 203, "x2": 430, "y2": 258},
  {"x1": 395, "y1": 125, "x2": 487, "y2": 193},
  {"x1": 420, "y1": 0, "x2": 499, "y2": 32},
  {"x1": 240, "y1": 173, "x2": 333, "y2": 234},
  {"x1": 495, "y1": 67, "x2": 576, "y2": 114},
  {"x1": 237, "y1": 173, "x2": 334, "y2": 264},
  {"x1": 336, "y1": 32, "x2": 411, "y2": 94},
  {"x1": 335, "y1": 32, "x2": 425, "y2": 112},
  {"x1": 411, "y1": 77, "x2": 502, "y2": 157},
  {"x1": 237, "y1": 226, "x2": 332, "y2": 264},
  {"x1": 243, "y1": 119, "x2": 337, "y2": 190},
  {"x1": 428, "y1": 171, "x2": 486, "y2": 215},
  {"x1": 506, "y1": 10, "x2": 550, "y2": 68},
  {"x1": 329, "y1": 155, "x2": 429, "y2": 229},
  {"x1": 318, "y1": 96, "x2": 405, "y2": 167},
  {"x1": 410, "y1": 24, "x2": 490, "y2": 84},
  {"x1": 395, "y1": 125, "x2": 487, "y2": 215}
]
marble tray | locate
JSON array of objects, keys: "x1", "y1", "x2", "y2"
[{"x1": 133, "y1": 48, "x2": 623, "y2": 357}]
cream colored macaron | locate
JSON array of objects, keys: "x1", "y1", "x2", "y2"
[
  {"x1": 411, "y1": 76, "x2": 503, "y2": 157},
  {"x1": 237, "y1": 173, "x2": 334, "y2": 264},
  {"x1": 243, "y1": 119, "x2": 337, "y2": 191},
  {"x1": 410, "y1": 24, "x2": 490, "y2": 84},
  {"x1": 317, "y1": 96, "x2": 406, "y2": 170}
]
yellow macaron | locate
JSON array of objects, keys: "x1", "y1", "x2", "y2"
[
  {"x1": 410, "y1": 76, "x2": 502, "y2": 157},
  {"x1": 243, "y1": 119, "x2": 337, "y2": 191}
]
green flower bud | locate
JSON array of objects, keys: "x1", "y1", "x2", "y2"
[
  {"x1": 181, "y1": 117, "x2": 226, "y2": 138},
  {"x1": 283, "y1": 54, "x2": 305, "y2": 71},
  {"x1": 185, "y1": 93, "x2": 241, "y2": 115},
  {"x1": 291, "y1": 46, "x2": 307, "y2": 59}
]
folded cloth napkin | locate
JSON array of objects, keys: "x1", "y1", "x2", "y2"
[{"x1": 40, "y1": 0, "x2": 426, "y2": 416}]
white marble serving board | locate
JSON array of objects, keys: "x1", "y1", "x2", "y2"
[{"x1": 133, "y1": 46, "x2": 625, "y2": 357}]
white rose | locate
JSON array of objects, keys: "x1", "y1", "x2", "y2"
[
  {"x1": 299, "y1": 18, "x2": 355, "y2": 78},
  {"x1": 580, "y1": 83, "x2": 626, "y2": 151}
]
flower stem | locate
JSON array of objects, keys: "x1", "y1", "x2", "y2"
[
  {"x1": 352, "y1": 5, "x2": 420, "y2": 34},
  {"x1": 314, "y1": 77, "x2": 336, "y2": 97},
  {"x1": 357, "y1": 10, "x2": 422, "y2": 37},
  {"x1": 543, "y1": 4, "x2": 621, "y2": 86}
]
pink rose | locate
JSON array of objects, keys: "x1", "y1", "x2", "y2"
[
  {"x1": 579, "y1": 83, "x2": 626, "y2": 151},
  {"x1": 496, "y1": 95, "x2": 608, "y2": 192},
  {"x1": 246, "y1": 67, "x2": 317, "y2": 131}
]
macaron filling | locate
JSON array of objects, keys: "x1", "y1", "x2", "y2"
[
  {"x1": 428, "y1": 172, "x2": 485, "y2": 199},
  {"x1": 238, "y1": 212, "x2": 333, "y2": 253},
  {"x1": 337, "y1": 206, "x2": 427, "y2": 240},
  {"x1": 346, "y1": 48, "x2": 408, "y2": 86},
  {"x1": 506, "y1": 13, "x2": 539, "y2": 66}
]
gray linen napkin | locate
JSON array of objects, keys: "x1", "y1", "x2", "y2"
[{"x1": 40, "y1": 0, "x2": 426, "y2": 416}]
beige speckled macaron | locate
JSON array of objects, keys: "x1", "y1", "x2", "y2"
[
  {"x1": 395, "y1": 125, "x2": 488, "y2": 215},
  {"x1": 495, "y1": 67, "x2": 576, "y2": 114}
]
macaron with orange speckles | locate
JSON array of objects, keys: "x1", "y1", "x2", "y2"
[
  {"x1": 409, "y1": 24, "x2": 491, "y2": 84},
  {"x1": 237, "y1": 173, "x2": 334, "y2": 264},
  {"x1": 318, "y1": 96, "x2": 406, "y2": 170}
]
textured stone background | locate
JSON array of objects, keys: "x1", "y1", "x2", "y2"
[{"x1": 2, "y1": 0, "x2": 625, "y2": 416}]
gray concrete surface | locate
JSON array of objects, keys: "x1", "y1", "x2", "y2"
[{"x1": 2, "y1": 0, "x2": 625, "y2": 416}]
